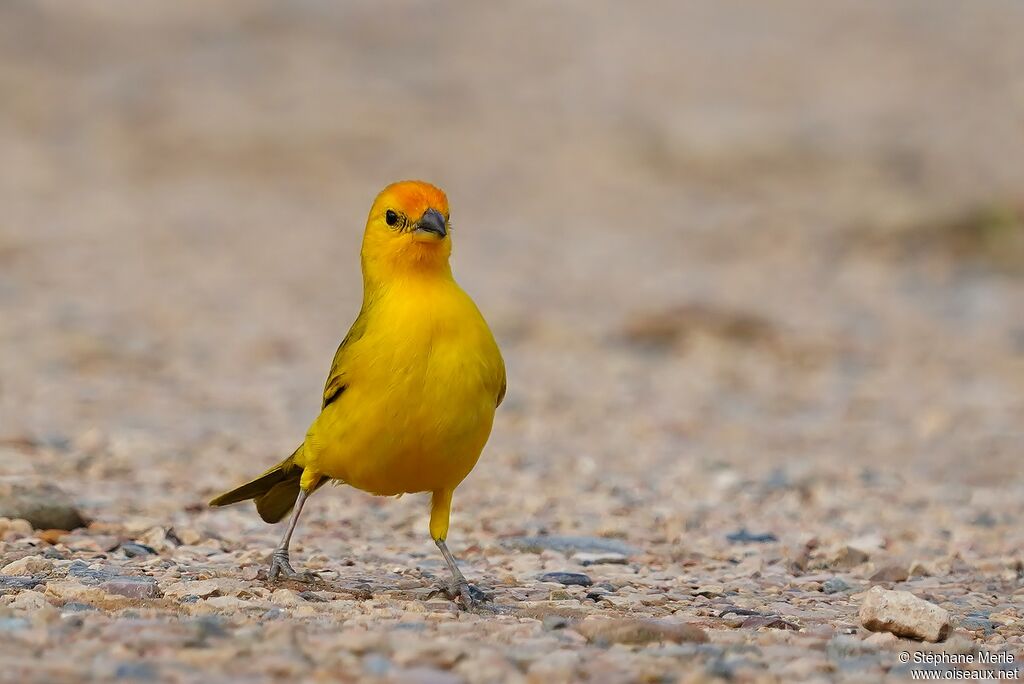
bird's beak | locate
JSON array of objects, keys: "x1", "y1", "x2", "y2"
[{"x1": 413, "y1": 208, "x2": 447, "y2": 239}]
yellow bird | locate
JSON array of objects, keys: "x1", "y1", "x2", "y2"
[{"x1": 210, "y1": 181, "x2": 506, "y2": 607}]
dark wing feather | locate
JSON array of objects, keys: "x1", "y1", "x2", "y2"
[
  {"x1": 322, "y1": 310, "x2": 369, "y2": 409},
  {"x1": 496, "y1": 374, "x2": 506, "y2": 407}
]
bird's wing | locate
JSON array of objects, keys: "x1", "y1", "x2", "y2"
[
  {"x1": 322, "y1": 310, "x2": 369, "y2": 409},
  {"x1": 496, "y1": 372, "x2": 506, "y2": 407}
]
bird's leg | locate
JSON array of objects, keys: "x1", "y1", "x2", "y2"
[
  {"x1": 268, "y1": 486, "x2": 316, "y2": 582},
  {"x1": 429, "y1": 489, "x2": 488, "y2": 609},
  {"x1": 435, "y1": 538, "x2": 488, "y2": 608}
]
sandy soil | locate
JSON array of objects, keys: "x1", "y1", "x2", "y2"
[{"x1": 1, "y1": 2, "x2": 1023, "y2": 682}]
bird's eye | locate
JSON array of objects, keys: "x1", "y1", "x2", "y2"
[{"x1": 385, "y1": 210, "x2": 399, "y2": 227}]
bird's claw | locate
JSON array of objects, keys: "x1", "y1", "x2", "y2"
[
  {"x1": 424, "y1": 578, "x2": 488, "y2": 609},
  {"x1": 444, "y1": 580, "x2": 490, "y2": 610},
  {"x1": 267, "y1": 549, "x2": 318, "y2": 583}
]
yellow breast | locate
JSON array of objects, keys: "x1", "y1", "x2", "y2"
[{"x1": 304, "y1": 278, "x2": 504, "y2": 495}]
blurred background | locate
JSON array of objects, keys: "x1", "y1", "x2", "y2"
[{"x1": 1, "y1": 1, "x2": 1023, "y2": 554}]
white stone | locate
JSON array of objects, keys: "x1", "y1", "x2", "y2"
[
  {"x1": 859, "y1": 586, "x2": 950, "y2": 642},
  {"x1": 0, "y1": 555, "x2": 53, "y2": 576}
]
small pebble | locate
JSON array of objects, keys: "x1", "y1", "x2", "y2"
[
  {"x1": 726, "y1": 528, "x2": 779, "y2": 544},
  {"x1": 118, "y1": 543, "x2": 157, "y2": 558},
  {"x1": 538, "y1": 572, "x2": 593, "y2": 587},
  {"x1": 822, "y1": 577, "x2": 852, "y2": 594}
]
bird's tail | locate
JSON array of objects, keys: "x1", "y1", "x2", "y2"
[{"x1": 209, "y1": 446, "x2": 308, "y2": 523}]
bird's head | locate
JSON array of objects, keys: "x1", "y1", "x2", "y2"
[{"x1": 361, "y1": 180, "x2": 452, "y2": 280}]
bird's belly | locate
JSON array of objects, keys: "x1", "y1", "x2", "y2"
[{"x1": 309, "y1": 357, "x2": 496, "y2": 496}]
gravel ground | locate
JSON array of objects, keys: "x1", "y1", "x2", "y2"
[{"x1": 1, "y1": 2, "x2": 1023, "y2": 682}]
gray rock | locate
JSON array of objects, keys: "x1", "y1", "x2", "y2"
[
  {"x1": 67, "y1": 561, "x2": 120, "y2": 585},
  {"x1": 726, "y1": 528, "x2": 778, "y2": 544},
  {"x1": 960, "y1": 613, "x2": 996, "y2": 635},
  {"x1": 0, "y1": 480, "x2": 87, "y2": 530},
  {"x1": 0, "y1": 576, "x2": 43, "y2": 592},
  {"x1": 821, "y1": 577, "x2": 852, "y2": 594},
  {"x1": 117, "y1": 543, "x2": 156, "y2": 558},
  {"x1": 502, "y1": 535, "x2": 637, "y2": 556},
  {"x1": 114, "y1": 662, "x2": 158, "y2": 680},
  {"x1": 298, "y1": 590, "x2": 329, "y2": 602},
  {"x1": 538, "y1": 572, "x2": 593, "y2": 587}
]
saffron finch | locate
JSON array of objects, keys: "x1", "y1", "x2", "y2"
[{"x1": 210, "y1": 180, "x2": 506, "y2": 608}]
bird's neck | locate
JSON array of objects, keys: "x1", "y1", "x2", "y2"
[{"x1": 361, "y1": 255, "x2": 456, "y2": 307}]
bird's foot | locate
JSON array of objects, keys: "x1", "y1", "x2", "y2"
[
  {"x1": 267, "y1": 549, "x2": 318, "y2": 583},
  {"x1": 443, "y1": 579, "x2": 490, "y2": 611}
]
